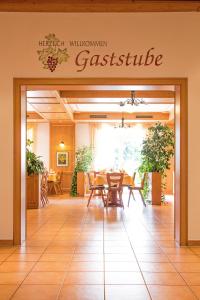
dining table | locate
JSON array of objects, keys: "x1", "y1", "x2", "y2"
[{"x1": 94, "y1": 172, "x2": 134, "y2": 187}]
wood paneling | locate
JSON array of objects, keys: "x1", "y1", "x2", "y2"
[
  {"x1": 151, "y1": 172, "x2": 162, "y2": 205},
  {"x1": 26, "y1": 175, "x2": 40, "y2": 209},
  {"x1": 1, "y1": 1, "x2": 200, "y2": 12},
  {"x1": 50, "y1": 123, "x2": 75, "y2": 192}
]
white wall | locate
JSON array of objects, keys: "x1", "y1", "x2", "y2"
[
  {"x1": 75, "y1": 123, "x2": 91, "y2": 150},
  {"x1": 0, "y1": 12, "x2": 200, "y2": 240},
  {"x1": 35, "y1": 123, "x2": 50, "y2": 170}
]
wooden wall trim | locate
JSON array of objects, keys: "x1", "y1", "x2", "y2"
[
  {"x1": 0, "y1": 240, "x2": 13, "y2": 246},
  {"x1": 188, "y1": 240, "x2": 200, "y2": 246},
  {"x1": 1, "y1": 1, "x2": 200, "y2": 13}
]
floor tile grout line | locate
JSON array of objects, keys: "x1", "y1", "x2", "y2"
[
  {"x1": 56, "y1": 200, "x2": 94, "y2": 300},
  {"x1": 121, "y1": 208, "x2": 153, "y2": 300},
  {"x1": 169, "y1": 261, "x2": 199, "y2": 299},
  {"x1": 9, "y1": 240, "x2": 51, "y2": 299}
]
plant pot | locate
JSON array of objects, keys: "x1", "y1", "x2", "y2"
[
  {"x1": 77, "y1": 172, "x2": 85, "y2": 197},
  {"x1": 150, "y1": 172, "x2": 162, "y2": 205},
  {"x1": 26, "y1": 174, "x2": 40, "y2": 209}
]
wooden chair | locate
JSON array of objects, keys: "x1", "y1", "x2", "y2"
[
  {"x1": 54, "y1": 171, "x2": 64, "y2": 194},
  {"x1": 128, "y1": 172, "x2": 147, "y2": 207},
  {"x1": 106, "y1": 172, "x2": 124, "y2": 208},
  {"x1": 40, "y1": 171, "x2": 49, "y2": 207},
  {"x1": 87, "y1": 172, "x2": 105, "y2": 207}
]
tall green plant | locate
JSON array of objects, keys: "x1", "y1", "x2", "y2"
[
  {"x1": 139, "y1": 122, "x2": 175, "y2": 201},
  {"x1": 70, "y1": 146, "x2": 93, "y2": 196},
  {"x1": 26, "y1": 139, "x2": 45, "y2": 176}
]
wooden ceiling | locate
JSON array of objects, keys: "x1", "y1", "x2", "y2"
[
  {"x1": 0, "y1": 0, "x2": 200, "y2": 12},
  {"x1": 27, "y1": 84, "x2": 175, "y2": 123}
]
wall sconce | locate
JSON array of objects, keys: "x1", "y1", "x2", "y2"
[{"x1": 59, "y1": 141, "x2": 65, "y2": 148}]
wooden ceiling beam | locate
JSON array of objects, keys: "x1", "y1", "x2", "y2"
[
  {"x1": 0, "y1": 1, "x2": 200, "y2": 12},
  {"x1": 74, "y1": 111, "x2": 169, "y2": 121},
  {"x1": 60, "y1": 90, "x2": 175, "y2": 99},
  {"x1": 66, "y1": 99, "x2": 174, "y2": 104}
]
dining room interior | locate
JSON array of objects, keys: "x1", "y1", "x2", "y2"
[{"x1": 25, "y1": 82, "x2": 175, "y2": 239}]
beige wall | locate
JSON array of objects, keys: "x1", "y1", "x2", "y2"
[
  {"x1": 27, "y1": 122, "x2": 50, "y2": 170},
  {"x1": 0, "y1": 12, "x2": 199, "y2": 240}
]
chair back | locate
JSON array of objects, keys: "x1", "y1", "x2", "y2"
[
  {"x1": 107, "y1": 172, "x2": 124, "y2": 189},
  {"x1": 140, "y1": 172, "x2": 148, "y2": 189},
  {"x1": 87, "y1": 172, "x2": 93, "y2": 188},
  {"x1": 41, "y1": 171, "x2": 48, "y2": 191},
  {"x1": 56, "y1": 171, "x2": 63, "y2": 183}
]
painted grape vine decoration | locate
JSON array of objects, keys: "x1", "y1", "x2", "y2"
[{"x1": 38, "y1": 34, "x2": 69, "y2": 72}]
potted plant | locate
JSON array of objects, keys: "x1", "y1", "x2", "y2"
[
  {"x1": 26, "y1": 139, "x2": 45, "y2": 208},
  {"x1": 139, "y1": 122, "x2": 174, "y2": 205},
  {"x1": 70, "y1": 146, "x2": 93, "y2": 196}
]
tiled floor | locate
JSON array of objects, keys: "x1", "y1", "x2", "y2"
[{"x1": 0, "y1": 194, "x2": 200, "y2": 299}]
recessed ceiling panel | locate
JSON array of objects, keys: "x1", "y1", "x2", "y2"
[
  {"x1": 31, "y1": 103, "x2": 65, "y2": 113},
  {"x1": 69, "y1": 104, "x2": 174, "y2": 113},
  {"x1": 42, "y1": 112, "x2": 69, "y2": 120},
  {"x1": 27, "y1": 91, "x2": 57, "y2": 98}
]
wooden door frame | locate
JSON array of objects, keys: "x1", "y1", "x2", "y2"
[{"x1": 13, "y1": 77, "x2": 188, "y2": 245}]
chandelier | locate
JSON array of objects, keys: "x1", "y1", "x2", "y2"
[
  {"x1": 114, "y1": 116, "x2": 131, "y2": 129},
  {"x1": 120, "y1": 90, "x2": 144, "y2": 107}
]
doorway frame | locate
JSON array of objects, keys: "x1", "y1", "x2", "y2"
[{"x1": 13, "y1": 77, "x2": 188, "y2": 245}]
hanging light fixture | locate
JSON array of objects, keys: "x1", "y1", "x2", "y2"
[
  {"x1": 114, "y1": 114, "x2": 131, "y2": 129},
  {"x1": 120, "y1": 90, "x2": 144, "y2": 107}
]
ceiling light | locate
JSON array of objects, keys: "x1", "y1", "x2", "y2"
[{"x1": 120, "y1": 91, "x2": 144, "y2": 107}]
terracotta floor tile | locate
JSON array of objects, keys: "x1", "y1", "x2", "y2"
[
  {"x1": 72, "y1": 254, "x2": 103, "y2": 262},
  {"x1": 0, "y1": 261, "x2": 35, "y2": 273},
  {"x1": 64, "y1": 271, "x2": 104, "y2": 285},
  {"x1": 0, "y1": 247, "x2": 16, "y2": 254},
  {"x1": 6, "y1": 253, "x2": 41, "y2": 262},
  {"x1": 105, "y1": 271, "x2": 144, "y2": 284},
  {"x1": 0, "y1": 253, "x2": 11, "y2": 261},
  {"x1": 133, "y1": 246, "x2": 163, "y2": 254},
  {"x1": 181, "y1": 273, "x2": 200, "y2": 285},
  {"x1": 14, "y1": 247, "x2": 46, "y2": 254},
  {"x1": 143, "y1": 272, "x2": 186, "y2": 285},
  {"x1": 12, "y1": 284, "x2": 60, "y2": 300},
  {"x1": 75, "y1": 246, "x2": 103, "y2": 254},
  {"x1": 44, "y1": 246, "x2": 75, "y2": 254},
  {"x1": 162, "y1": 247, "x2": 194, "y2": 255},
  {"x1": 190, "y1": 285, "x2": 200, "y2": 298},
  {"x1": 23, "y1": 271, "x2": 65, "y2": 284},
  {"x1": 39, "y1": 253, "x2": 73, "y2": 262},
  {"x1": 105, "y1": 285, "x2": 150, "y2": 300},
  {"x1": 0, "y1": 285, "x2": 18, "y2": 300},
  {"x1": 167, "y1": 254, "x2": 200, "y2": 263},
  {"x1": 173, "y1": 263, "x2": 200, "y2": 272},
  {"x1": 58, "y1": 285, "x2": 104, "y2": 300},
  {"x1": 33, "y1": 261, "x2": 69, "y2": 272},
  {"x1": 136, "y1": 253, "x2": 169, "y2": 263},
  {"x1": 105, "y1": 261, "x2": 140, "y2": 272},
  {"x1": 70, "y1": 261, "x2": 104, "y2": 271},
  {"x1": 0, "y1": 272, "x2": 27, "y2": 284},
  {"x1": 139, "y1": 262, "x2": 177, "y2": 273},
  {"x1": 148, "y1": 285, "x2": 196, "y2": 300},
  {"x1": 104, "y1": 253, "x2": 136, "y2": 262}
]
